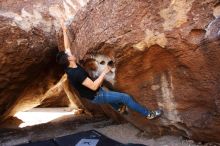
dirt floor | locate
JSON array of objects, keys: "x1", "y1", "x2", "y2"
[{"x1": 0, "y1": 109, "x2": 219, "y2": 146}]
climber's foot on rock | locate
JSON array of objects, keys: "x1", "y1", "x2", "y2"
[
  {"x1": 118, "y1": 105, "x2": 128, "y2": 115},
  {"x1": 146, "y1": 109, "x2": 162, "y2": 120}
]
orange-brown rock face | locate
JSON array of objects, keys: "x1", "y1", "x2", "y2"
[
  {"x1": 69, "y1": 0, "x2": 220, "y2": 142},
  {"x1": 0, "y1": 0, "x2": 88, "y2": 120}
]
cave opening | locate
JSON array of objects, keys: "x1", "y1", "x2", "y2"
[
  {"x1": 14, "y1": 107, "x2": 77, "y2": 128},
  {"x1": 9, "y1": 71, "x2": 89, "y2": 129}
]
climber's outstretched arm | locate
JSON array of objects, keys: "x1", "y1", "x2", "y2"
[
  {"x1": 62, "y1": 25, "x2": 71, "y2": 50},
  {"x1": 60, "y1": 18, "x2": 72, "y2": 55}
]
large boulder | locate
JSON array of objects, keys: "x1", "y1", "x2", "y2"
[
  {"x1": 0, "y1": 0, "x2": 88, "y2": 121},
  {"x1": 69, "y1": 0, "x2": 220, "y2": 142}
]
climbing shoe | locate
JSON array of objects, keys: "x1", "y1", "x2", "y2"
[
  {"x1": 118, "y1": 105, "x2": 128, "y2": 115},
  {"x1": 146, "y1": 109, "x2": 162, "y2": 119}
]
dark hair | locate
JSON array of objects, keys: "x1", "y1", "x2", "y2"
[{"x1": 56, "y1": 51, "x2": 69, "y2": 68}]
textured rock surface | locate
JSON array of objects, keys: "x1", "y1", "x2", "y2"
[
  {"x1": 0, "y1": 0, "x2": 88, "y2": 120},
  {"x1": 69, "y1": 0, "x2": 220, "y2": 142},
  {"x1": 1, "y1": 0, "x2": 220, "y2": 143}
]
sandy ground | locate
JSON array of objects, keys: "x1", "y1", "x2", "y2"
[
  {"x1": 74, "y1": 120, "x2": 200, "y2": 146},
  {"x1": 0, "y1": 118, "x2": 202, "y2": 146},
  {"x1": 0, "y1": 108, "x2": 218, "y2": 146}
]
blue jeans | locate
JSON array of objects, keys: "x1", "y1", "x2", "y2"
[{"x1": 91, "y1": 88, "x2": 149, "y2": 116}]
